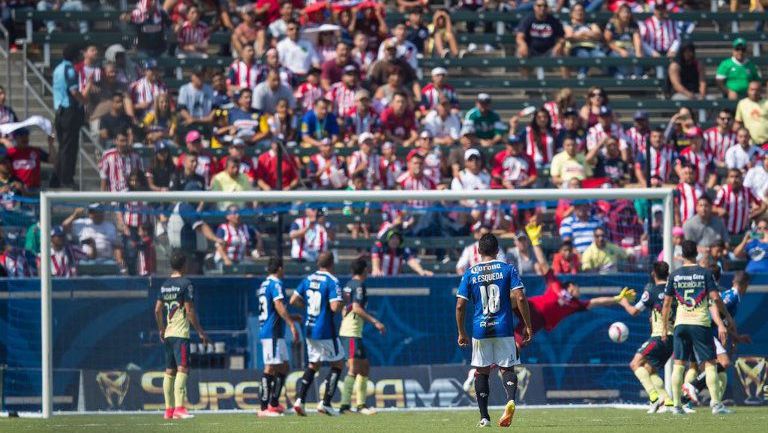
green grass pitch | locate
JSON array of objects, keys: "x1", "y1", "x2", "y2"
[{"x1": 4, "y1": 407, "x2": 768, "y2": 433}]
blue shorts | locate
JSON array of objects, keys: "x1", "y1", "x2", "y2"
[
  {"x1": 673, "y1": 325, "x2": 715, "y2": 363},
  {"x1": 164, "y1": 337, "x2": 190, "y2": 370}
]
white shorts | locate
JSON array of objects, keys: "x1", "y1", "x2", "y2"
[
  {"x1": 714, "y1": 336, "x2": 727, "y2": 356},
  {"x1": 307, "y1": 338, "x2": 346, "y2": 363},
  {"x1": 262, "y1": 338, "x2": 289, "y2": 365},
  {"x1": 471, "y1": 337, "x2": 520, "y2": 368}
]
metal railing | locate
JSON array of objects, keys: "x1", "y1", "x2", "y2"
[
  {"x1": 16, "y1": 39, "x2": 100, "y2": 190},
  {"x1": 0, "y1": 22, "x2": 10, "y2": 101}
]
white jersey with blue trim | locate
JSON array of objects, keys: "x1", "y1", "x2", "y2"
[{"x1": 457, "y1": 260, "x2": 524, "y2": 339}]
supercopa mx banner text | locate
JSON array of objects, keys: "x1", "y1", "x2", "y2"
[{"x1": 82, "y1": 365, "x2": 546, "y2": 411}]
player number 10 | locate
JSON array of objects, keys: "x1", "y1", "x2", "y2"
[{"x1": 480, "y1": 284, "x2": 501, "y2": 315}]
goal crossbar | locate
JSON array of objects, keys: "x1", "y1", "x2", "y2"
[{"x1": 38, "y1": 188, "x2": 675, "y2": 417}]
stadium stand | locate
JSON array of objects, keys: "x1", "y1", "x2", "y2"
[{"x1": 0, "y1": 0, "x2": 766, "y2": 279}]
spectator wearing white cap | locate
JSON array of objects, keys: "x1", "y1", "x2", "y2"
[
  {"x1": 420, "y1": 67, "x2": 458, "y2": 113},
  {"x1": 61, "y1": 203, "x2": 123, "y2": 264},
  {"x1": 464, "y1": 93, "x2": 506, "y2": 147},
  {"x1": 415, "y1": 130, "x2": 445, "y2": 186},
  {"x1": 348, "y1": 133, "x2": 383, "y2": 189},
  {"x1": 451, "y1": 148, "x2": 492, "y2": 225},
  {"x1": 448, "y1": 123, "x2": 480, "y2": 178},
  {"x1": 423, "y1": 95, "x2": 462, "y2": 145}
]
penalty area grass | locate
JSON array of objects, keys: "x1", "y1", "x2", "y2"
[{"x1": 4, "y1": 407, "x2": 768, "y2": 433}]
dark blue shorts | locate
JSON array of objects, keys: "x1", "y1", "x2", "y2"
[
  {"x1": 636, "y1": 336, "x2": 674, "y2": 371},
  {"x1": 342, "y1": 337, "x2": 367, "y2": 360},
  {"x1": 164, "y1": 337, "x2": 190, "y2": 370},
  {"x1": 673, "y1": 325, "x2": 715, "y2": 363}
]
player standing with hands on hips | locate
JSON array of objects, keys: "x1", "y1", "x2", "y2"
[
  {"x1": 661, "y1": 240, "x2": 732, "y2": 415},
  {"x1": 456, "y1": 233, "x2": 533, "y2": 428},
  {"x1": 154, "y1": 250, "x2": 210, "y2": 420}
]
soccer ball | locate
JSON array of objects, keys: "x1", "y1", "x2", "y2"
[{"x1": 608, "y1": 322, "x2": 629, "y2": 343}]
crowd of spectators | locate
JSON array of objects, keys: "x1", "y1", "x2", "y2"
[{"x1": 0, "y1": 0, "x2": 767, "y2": 278}]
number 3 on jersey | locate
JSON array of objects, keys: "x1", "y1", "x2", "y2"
[
  {"x1": 480, "y1": 284, "x2": 500, "y2": 315},
  {"x1": 258, "y1": 295, "x2": 268, "y2": 321},
  {"x1": 307, "y1": 290, "x2": 322, "y2": 316}
]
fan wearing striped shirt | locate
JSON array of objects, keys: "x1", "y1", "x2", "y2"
[
  {"x1": 713, "y1": 168, "x2": 767, "y2": 235},
  {"x1": 558, "y1": 201, "x2": 604, "y2": 254},
  {"x1": 214, "y1": 205, "x2": 263, "y2": 268},
  {"x1": 371, "y1": 230, "x2": 433, "y2": 277}
]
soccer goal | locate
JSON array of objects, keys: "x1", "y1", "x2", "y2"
[{"x1": 33, "y1": 188, "x2": 674, "y2": 417}]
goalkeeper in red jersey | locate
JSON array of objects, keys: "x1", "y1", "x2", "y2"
[{"x1": 510, "y1": 222, "x2": 637, "y2": 347}]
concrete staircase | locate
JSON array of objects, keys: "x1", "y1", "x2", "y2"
[{"x1": 0, "y1": 50, "x2": 102, "y2": 191}]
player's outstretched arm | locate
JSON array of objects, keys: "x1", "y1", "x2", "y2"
[
  {"x1": 153, "y1": 300, "x2": 166, "y2": 342},
  {"x1": 185, "y1": 300, "x2": 210, "y2": 346},
  {"x1": 455, "y1": 298, "x2": 469, "y2": 347},
  {"x1": 512, "y1": 289, "x2": 533, "y2": 346},
  {"x1": 586, "y1": 288, "x2": 636, "y2": 310}
]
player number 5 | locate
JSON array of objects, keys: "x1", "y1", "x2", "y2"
[{"x1": 480, "y1": 284, "x2": 501, "y2": 315}]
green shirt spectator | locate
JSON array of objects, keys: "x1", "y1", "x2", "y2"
[
  {"x1": 716, "y1": 38, "x2": 762, "y2": 99},
  {"x1": 25, "y1": 222, "x2": 40, "y2": 255},
  {"x1": 464, "y1": 93, "x2": 507, "y2": 146}
]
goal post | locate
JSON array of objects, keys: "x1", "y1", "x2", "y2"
[{"x1": 38, "y1": 187, "x2": 674, "y2": 417}]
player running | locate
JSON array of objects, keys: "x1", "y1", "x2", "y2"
[
  {"x1": 661, "y1": 240, "x2": 731, "y2": 415},
  {"x1": 456, "y1": 233, "x2": 533, "y2": 428},
  {"x1": 153, "y1": 250, "x2": 210, "y2": 420},
  {"x1": 683, "y1": 269, "x2": 750, "y2": 407},
  {"x1": 339, "y1": 258, "x2": 387, "y2": 415},
  {"x1": 257, "y1": 257, "x2": 300, "y2": 417},
  {"x1": 290, "y1": 251, "x2": 346, "y2": 416},
  {"x1": 617, "y1": 261, "x2": 676, "y2": 413}
]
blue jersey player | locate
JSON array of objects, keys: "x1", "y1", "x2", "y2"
[
  {"x1": 257, "y1": 257, "x2": 299, "y2": 417},
  {"x1": 456, "y1": 233, "x2": 532, "y2": 428},
  {"x1": 289, "y1": 251, "x2": 345, "y2": 416}
]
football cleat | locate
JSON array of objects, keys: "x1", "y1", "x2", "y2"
[
  {"x1": 711, "y1": 403, "x2": 732, "y2": 415},
  {"x1": 477, "y1": 418, "x2": 492, "y2": 427},
  {"x1": 268, "y1": 404, "x2": 285, "y2": 414},
  {"x1": 682, "y1": 403, "x2": 697, "y2": 414},
  {"x1": 172, "y1": 407, "x2": 194, "y2": 419},
  {"x1": 163, "y1": 408, "x2": 174, "y2": 419},
  {"x1": 647, "y1": 398, "x2": 664, "y2": 414},
  {"x1": 498, "y1": 400, "x2": 516, "y2": 427},
  {"x1": 293, "y1": 399, "x2": 306, "y2": 417},
  {"x1": 682, "y1": 383, "x2": 700, "y2": 405},
  {"x1": 463, "y1": 369, "x2": 476, "y2": 393},
  {"x1": 339, "y1": 404, "x2": 353, "y2": 414},
  {"x1": 357, "y1": 405, "x2": 377, "y2": 415},
  {"x1": 317, "y1": 401, "x2": 339, "y2": 416},
  {"x1": 258, "y1": 409, "x2": 281, "y2": 417},
  {"x1": 668, "y1": 406, "x2": 685, "y2": 415}
]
